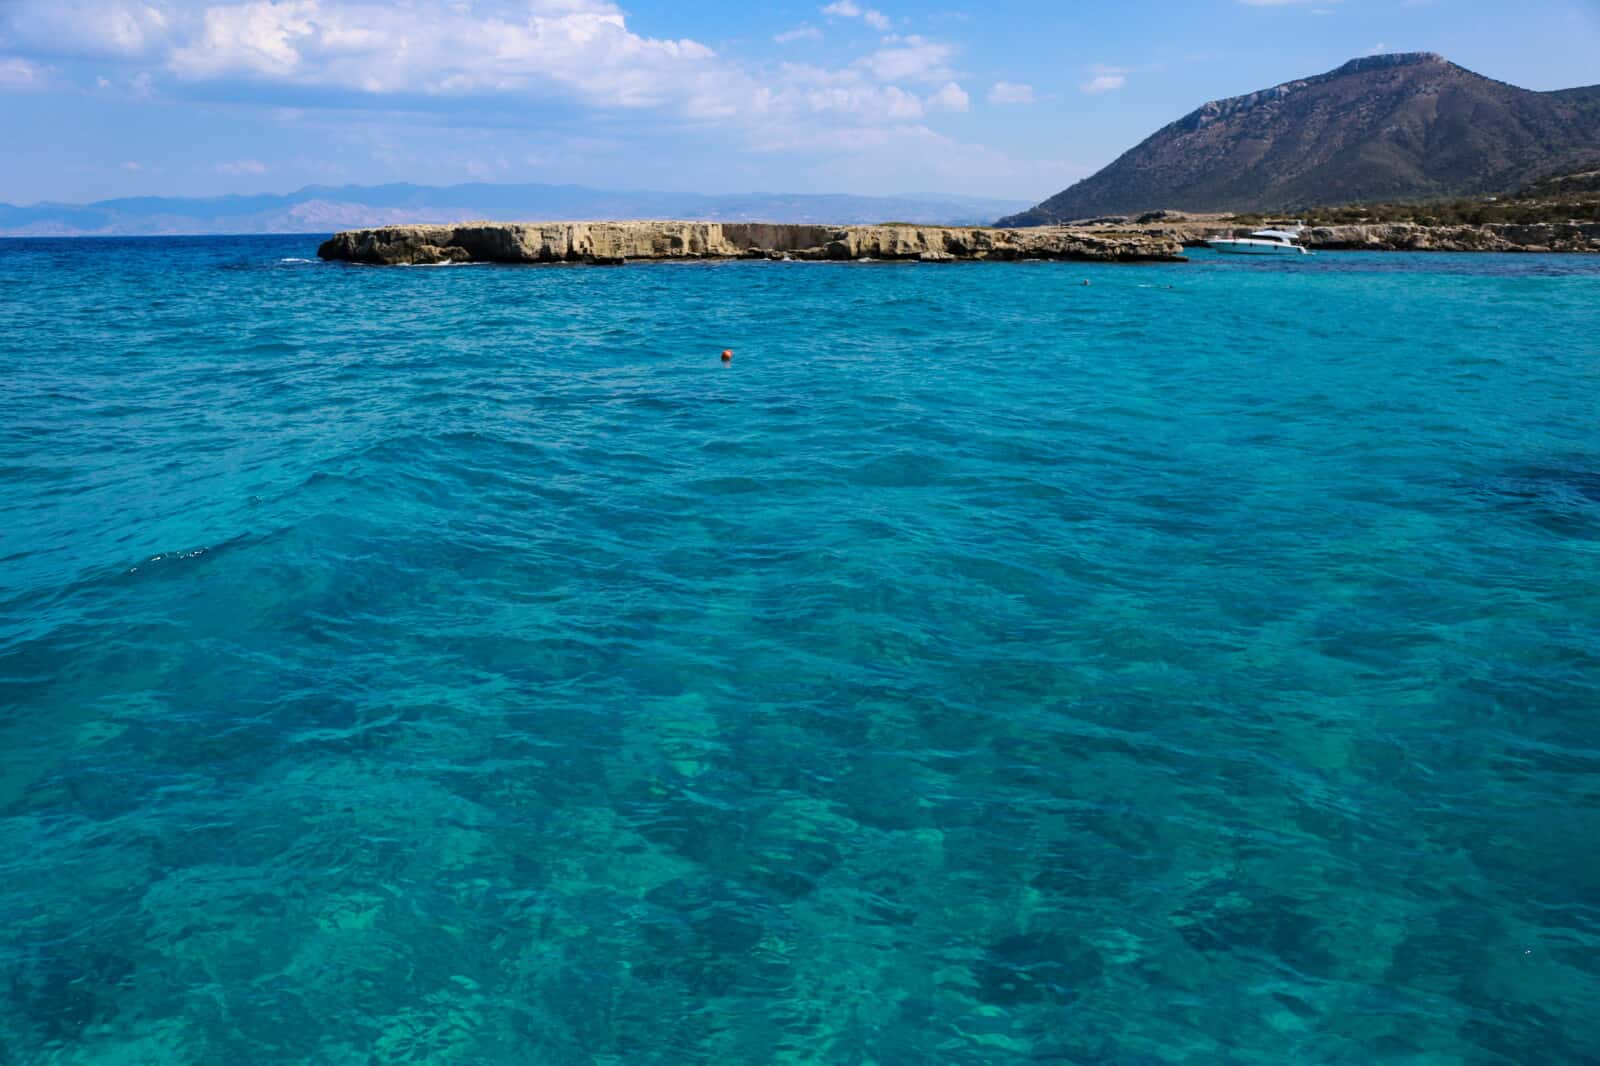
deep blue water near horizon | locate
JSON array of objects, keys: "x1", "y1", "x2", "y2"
[{"x1": 2, "y1": 235, "x2": 1598, "y2": 1064}]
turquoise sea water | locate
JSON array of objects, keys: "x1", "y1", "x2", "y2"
[{"x1": 2, "y1": 236, "x2": 1598, "y2": 1064}]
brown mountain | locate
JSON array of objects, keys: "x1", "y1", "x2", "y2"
[{"x1": 999, "y1": 53, "x2": 1600, "y2": 226}]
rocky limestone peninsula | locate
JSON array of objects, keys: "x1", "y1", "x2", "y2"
[{"x1": 316, "y1": 220, "x2": 1186, "y2": 266}]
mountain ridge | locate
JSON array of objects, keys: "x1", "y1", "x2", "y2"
[
  {"x1": 1000, "y1": 54, "x2": 1600, "y2": 225},
  {"x1": 0, "y1": 183, "x2": 1032, "y2": 238}
]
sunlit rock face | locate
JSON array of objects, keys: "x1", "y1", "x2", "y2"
[{"x1": 316, "y1": 221, "x2": 1187, "y2": 265}]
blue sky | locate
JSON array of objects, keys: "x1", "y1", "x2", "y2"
[{"x1": 2, "y1": 0, "x2": 1598, "y2": 205}]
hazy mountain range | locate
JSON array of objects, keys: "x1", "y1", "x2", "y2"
[
  {"x1": 0, "y1": 184, "x2": 1032, "y2": 238},
  {"x1": 1001, "y1": 53, "x2": 1600, "y2": 225}
]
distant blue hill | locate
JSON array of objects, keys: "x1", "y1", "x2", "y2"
[{"x1": 0, "y1": 183, "x2": 1031, "y2": 237}]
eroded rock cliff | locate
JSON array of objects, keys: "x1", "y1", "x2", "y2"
[{"x1": 316, "y1": 220, "x2": 1186, "y2": 265}]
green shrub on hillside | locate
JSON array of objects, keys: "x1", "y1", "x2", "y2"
[{"x1": 1231, "y1": 196, "x2": 1600, "y2": 227}]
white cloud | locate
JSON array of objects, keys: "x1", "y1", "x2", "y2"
[
  {"x1": 1080, "y1": 64, "x2": 1129, "y2": 94},
  {"x1": 778, "y1": 64, "x2": 918, "y2": 120},
  {"x1": 0, "y1": 1, "x2": 729, "y2": 111},
  {"x1": 926, "y1": 80, "x2": 969, "y2": 113},
  {"x1": 774, "y1": 25, "x2": 822, "y2": 43},
  {"x1": 0, "y1": 0, "x2": 966, "y2": 126},
  {"x1": 216, "y1": 158, "x2": 268, "y2": 175},
  {"x1": 152, "y1": 0, "x2": 726, "y2": 113},
  {"x1": 3, "y1": 2, "x2": 169, "y2": 58},
  {"x1": 987, "y1": 81, "x2": 1034, "y2": 105},
  {"x1": 120, "y1": 160, "x2": 143, "y2": 171},
  {"x1": 856, "y1": 35, "x2": 956, "y2": 84},
  {"x1": 168, "y1": 1, "x2": 314, "y2": 79},
  {"x1": 0, "y1": 0, "x2": 992, "y2": 184},
  {"x1": 0, "y1": 56, "x2": 48, "y2": 90},
  {"x1": 768, "y1": 62, "x2": 969, "y2": 123},
  {"x1": 821, "y1": 1, "x2": 890, "y2": 32}
]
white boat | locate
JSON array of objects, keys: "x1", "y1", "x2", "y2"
[{"x1": 1205, "y1": 224, "x2": 1310, "y2": 256}]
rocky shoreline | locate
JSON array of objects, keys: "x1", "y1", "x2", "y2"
[
  {"x1": 1297, "y1": 221, "x2": 1600, "y2": 253},
  {"x1": 316, "y1": 221, "x2": 1187, "y2": 266},
  {"x1": 1070, "y1": 215, "x2": 1600, "y2": 253}
]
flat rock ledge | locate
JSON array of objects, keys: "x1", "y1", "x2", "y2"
[
  {"x1": 1067, "y1": 215, "x2": 1600, "y2": 253},
  {"x1": 317, "y1": 221, "x2": 1186, "y2": 266},
  {"x1": 1298, "y1": 221, "x2": 1600, "y2": 253}
]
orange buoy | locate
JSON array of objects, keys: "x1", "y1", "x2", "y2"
[{"x1": 721, "y1": 349, "x2": 733, "y2": 362}]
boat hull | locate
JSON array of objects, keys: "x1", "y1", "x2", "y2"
[{"x1": 1205, "y1": 239, "x2": 1308, "y2": 256}]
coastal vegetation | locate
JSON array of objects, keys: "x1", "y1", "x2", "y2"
[{"x1": 1230, "y1": 171, "x2": 1600, "y2": 227}]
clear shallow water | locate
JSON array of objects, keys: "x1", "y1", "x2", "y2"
[{"x1": 2, "y1": 236, "x2": 1598, "y2": 1064}]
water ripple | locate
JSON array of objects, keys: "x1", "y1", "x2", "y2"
[{"x1": 0, "y1": 236, "x2": 1598, "y2": 1063}]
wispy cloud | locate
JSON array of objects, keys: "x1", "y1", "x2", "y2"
[
  {"x1": 821, "y1": 1, "x2": 891, "y2": 32},
  {"x1": 215, "y1": 159, "x2": 267, "y2": 175},
  {"x1": 3, "y1": 1, "x2": 169, "y2": 58},
  {"x1": 856, "y1": 35, "x2": 956, "y2": 84},
  {"x1": 777, "y1": 62, "x2": 971, "y2": 123},
  {"x1": 774, "y1": 25, "x2": 823, "y2": 43},
  {"x1": 1080, "y1": 65, "x2": 1129, "y2": 94},
  {"x1": 0, "y1": 56, "x2": 49, "y2": 91},
  {"x1": 987, "y1": 81, "x2": 1035, "y2": 105},
  {"x1": 926, "y1": 81, "x2": 969, "y2": 113}
]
